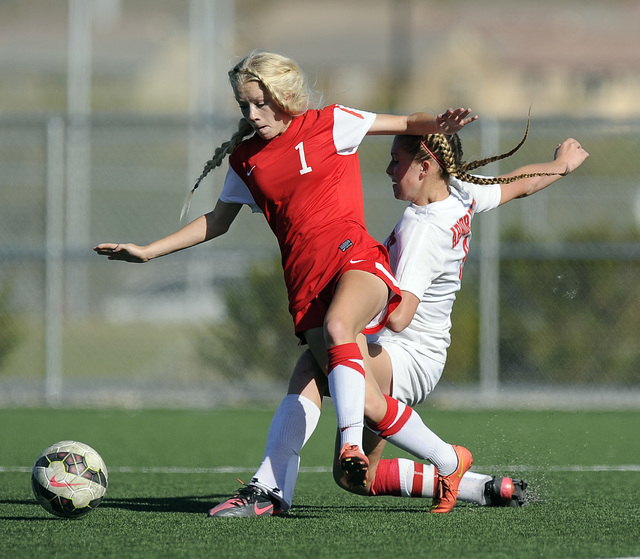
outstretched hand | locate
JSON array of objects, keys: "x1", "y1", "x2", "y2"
[
  {"x1": 436, "y1": 108, "x2": 478, "y2": 134},
  {"x1": 553, "y1": 138, "x2": 589, "y2": 173},
  {"x1": 93, "y1": 242, "x2": 147, "y2": 263}
]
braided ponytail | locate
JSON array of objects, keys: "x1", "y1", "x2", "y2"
[
  {"x1": 407, "y1": 117, "x2": 562, "y2": 188},
  {"x1": 180, "y1": 118, "x2": 254, "y2": 221},
  {"x1": 180, "y1": 50, "x2": 319, "y2": 221}
]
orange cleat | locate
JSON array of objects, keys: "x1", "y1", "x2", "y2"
[
  {"x1": 431, "y1": 445, "x2": 473, "y2": 513},
  {"x1": 339, "y1": 443, "x2": 370, "y2": 488}
]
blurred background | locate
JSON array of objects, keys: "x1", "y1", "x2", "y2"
[{"x1": 1, "y1": 0, "x2": 639, "y2": 408}]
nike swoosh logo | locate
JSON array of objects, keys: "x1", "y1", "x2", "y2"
[
  {"x1": 349, "y1": 259, "x2": 366, "y2": 264},
  {"x1": 458, "y1": 455, "x2": 464, "y2": 478},
  {"x1": 253, "y1": 502, "x2": 274, "y2": 516},
  {"x1": 50, "y1": 474, "x2": 84, "y2": 488},
  {"x1": 247, "y1": 165, "x2": 256, "y2": 176}
]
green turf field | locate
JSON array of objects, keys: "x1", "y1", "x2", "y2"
[{"x1": 1, "y1": 407, "x2": 639, "y2": 558}]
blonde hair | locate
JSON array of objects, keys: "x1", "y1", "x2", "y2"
[
  {"x1": 397, "y1": 118, "x2": 564, "y2": 187},
  {"x1": 181, "y1": 51, "x2": 320, "y2": 220},
  {"x1": 229, "y1": 50, "x2": 320, "y2": 116}
]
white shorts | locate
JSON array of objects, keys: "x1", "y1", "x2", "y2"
[{"x1": 374, "y1": 339, "x2": 445, "y2": 407}]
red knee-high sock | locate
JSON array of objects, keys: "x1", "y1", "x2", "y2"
[{"x1": 371, "y1": 458, "x2": 437, "y2": 498}]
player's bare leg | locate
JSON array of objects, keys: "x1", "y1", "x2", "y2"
[{"x1": 310, "y1": 270, "x2": 390, "y2": 488}]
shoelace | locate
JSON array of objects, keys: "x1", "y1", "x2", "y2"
[
  {"x1": 234, "y1": 486, "x2": 258, "y2": 500},
  {"x1": 434, "y1": 476, "x2": 455, "y2": 502}
]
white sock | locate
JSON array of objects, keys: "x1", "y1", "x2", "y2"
[
  {"x1": 327, "y1": 344, "x2": 366, "y2": 449},
  {"x1": 397, "y1": 458, "x2": 437, "y2": 497},
  {"x1": 251, "y1": 394, "x2": 321, "y2": 510},
  {"x1": 458, "y1": 471, "x2": 493, "y2": 505},
  {"x1": 369, "y1": 396, "x2": 458, "y2": 475}
]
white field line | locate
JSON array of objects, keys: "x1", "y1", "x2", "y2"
[{"x1": 3, "y1": 465, "x2": 640, "y2": 474}]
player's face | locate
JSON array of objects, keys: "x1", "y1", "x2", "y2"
[
  {"x1": 234, "y1": 80, "x2": 293, "y2": 140},
  {"x1": 386, "y1": 138, "x2": 424, "y2": 202}
]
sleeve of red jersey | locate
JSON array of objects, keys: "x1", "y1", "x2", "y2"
[{"x1": 332, "y1": 105, "x2": 377, "y2": 155}]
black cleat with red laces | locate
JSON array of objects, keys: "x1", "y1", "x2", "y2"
[
  {"x1": 208, "y1": 484, "x2": 283, "y2": 518},
  {"x1": 483, "y1": 476, "x2": 528, "y2": 507}
]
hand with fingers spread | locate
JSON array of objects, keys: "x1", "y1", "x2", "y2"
[{"x1": 435, "y1": 108, "x2": 478, "y2": 134}]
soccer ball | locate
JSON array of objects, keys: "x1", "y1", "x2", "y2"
[{"x1": 31, "y1": 440, "x2": 108, "y2": 519}]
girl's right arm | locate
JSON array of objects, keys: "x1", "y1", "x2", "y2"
[
  {"x1": 368, "y1": 108, "x2": 477, "y2": 136},
  {"x1": 93, "y1": 199, "x2": 242, "y2": 262}
]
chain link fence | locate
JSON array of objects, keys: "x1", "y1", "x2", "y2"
[{"x1": 1, "y1": 114, "x2": 639, "y2": 408}]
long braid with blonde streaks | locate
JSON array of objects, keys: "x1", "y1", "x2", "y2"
[
  {"x1": 180, "y1": 118, "x2": 254, "y2": 221},
  {"x1": 408, "y1": 118, "x2": 563, "y2": 187},
  {"x1": 181, "y1": 50, "x2": 319, "y2": 220}
]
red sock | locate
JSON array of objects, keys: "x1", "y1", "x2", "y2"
[
  {"x1": 327, "y1": 343, "x2": 365, "y2": 377},
  {"x1": 370, "y1": 458, "x2": 438, "y2": 498},
  {"x1": 370, "y1": 458, "x2": 402, "y2": 496},
  {"x1": 367, "y1": 394, "x2": 412, "y2": 437}
]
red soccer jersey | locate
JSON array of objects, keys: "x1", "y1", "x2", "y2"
[{"x1": 227, "y1": 104, "x2": 382, "y2": 317}]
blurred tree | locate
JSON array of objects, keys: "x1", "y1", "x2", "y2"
[
  {"x1": 499, "y1": 228, "x2": 640, "y2": 385},
  {"x1": 197, "y1": 257, "x2": 301, "y2": 381},
  {"x1": 0, "y1": 281, "x2": 22, "y2": 370}
]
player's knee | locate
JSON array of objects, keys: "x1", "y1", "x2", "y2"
[{"x1": 324, "y1": 315, "x2": 353, "y2": 347}]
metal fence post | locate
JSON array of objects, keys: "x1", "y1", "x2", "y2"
[
  {"x1": 479, "y1": 118, "x2": 501, "y2": 397},
  {"x1": 45, "y1": 116, "x2": 66, "y2": 404},
  {"x1": 65, "y1": 0, "x2": 92, "y2": 317}
]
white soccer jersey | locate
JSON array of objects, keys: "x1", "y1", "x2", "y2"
[{"x1": 370, "y1": 178, "x2": 501, "y2": 368}]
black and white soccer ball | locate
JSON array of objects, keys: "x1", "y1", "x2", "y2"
[{"x1": 31, "y1": 440, "x2": 108, "y2": 519}]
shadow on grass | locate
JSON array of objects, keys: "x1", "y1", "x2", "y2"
[
  {"x1": 285, "y1": 503, "x2": 444, "y2": 519},
  {"x1": 100, "y1": 493, "x2": 228, "y2": 514},
  {"x1": 0, "y1": 499, "x2": 71, "y2": 521},
  {"x1": 97, "y1": 496, "x2": 450, "y2": 517},
  {"x1": 1, "y1": 497, "x2": 499, "y2": 520},
  {"x1": 0, "y1": 496, "x2": 218, "y2": 517}
]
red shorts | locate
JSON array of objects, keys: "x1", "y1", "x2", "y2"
[{"x1": 293, "y1": 245, "x2": 401, "y2": 342}]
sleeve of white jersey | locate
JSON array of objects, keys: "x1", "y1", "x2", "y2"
[
  {"x1": 332, "y1": 105, "x2": 377, "y2": 155},
  {"x1": 394, "y1": 221, "x2": 444, "y2": 299},
  {"x1": 457, "y1": 178, "x2": 502, "y2": 213},
  {"x1": 219, "y1": 166, "x2": 262, "y2": 213}
]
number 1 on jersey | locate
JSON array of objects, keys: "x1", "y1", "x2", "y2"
[{"x1": 295, "y1": 142, "x2": 313, "y2": 175}]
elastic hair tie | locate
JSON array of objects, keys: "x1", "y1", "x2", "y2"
[{"x1": 420, "y1": 140, "x2": 446, "y2": 170}]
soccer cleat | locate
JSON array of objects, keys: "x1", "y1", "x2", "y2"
[
  {"x1": 339, "y1": 443, "x2": 369, "y2": 488},
  {"x1": 431, "y1": 445, "x2": 473, "y2": 514},
  {"x1": 484, "y1": 477, "x2": 528, "y2": 507},
  {"x1": 208, "y1": 484, "x2": 283, "y2": 518}
]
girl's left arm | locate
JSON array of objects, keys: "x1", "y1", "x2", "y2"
[
  {"x1": 497, "y1": 138, "x2": 589, "y2": 205},
  {"x1": 384, "y1": 290, "x2": 420, "y2": 333}
]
